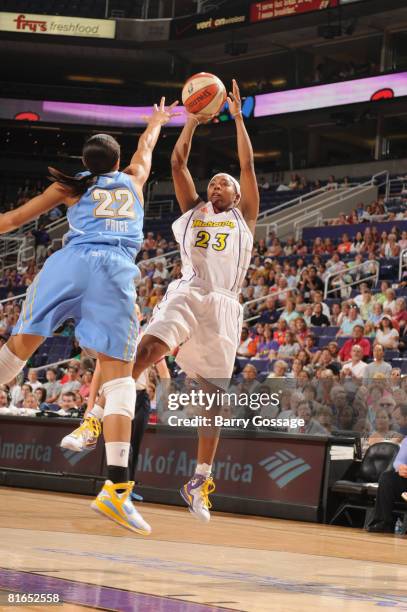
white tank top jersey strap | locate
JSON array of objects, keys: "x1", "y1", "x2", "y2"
[{"x1": 172, "y1": 201, "x2": 253, "y2": 296}]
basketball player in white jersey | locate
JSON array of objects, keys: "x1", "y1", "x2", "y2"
[
  {"x1": 132, "y1": 79, "x2": 259, "y2": 521},
  {"x1": 62, "y1": 80, "x2": 258, "y2": 524}
]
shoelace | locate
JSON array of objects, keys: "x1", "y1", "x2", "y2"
[
  {"x1": 200, "y1": 477, "x2": 216, "y2": 509},
  {"x1": 79, "y1": 416, "x2": 102, "y2": 438}
]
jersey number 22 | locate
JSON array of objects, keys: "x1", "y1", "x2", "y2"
[{"x1": 93, "y1": 189, "x2": 136, "y2": 219}]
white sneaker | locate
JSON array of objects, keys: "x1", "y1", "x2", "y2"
[
  {"x1": 60, "y1": 416, "x2": 102, "y2": 452},
  {"x1": 180, "y1": 474, "x2": 215, "y2": 523}
]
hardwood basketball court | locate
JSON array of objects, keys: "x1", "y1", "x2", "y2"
[{"x1": 0, "y1": 487, "x2": 406, "y2": 611}]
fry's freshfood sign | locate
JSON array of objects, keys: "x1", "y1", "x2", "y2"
[{"x1": 0, "y1": 12, "x2": 116, "y2": 39}]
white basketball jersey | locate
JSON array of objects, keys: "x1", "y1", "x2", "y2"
[{"x1": 172, "y1": 201, "x2": 253, "y2": 294}]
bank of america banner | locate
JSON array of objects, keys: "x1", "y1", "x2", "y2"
[{"x1": 0, "y1": 12, "x2": 116, "y2": 39}]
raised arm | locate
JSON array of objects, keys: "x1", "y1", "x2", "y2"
[
  {"x1": 0, "y1": 183, "x2": 69, "y2": 234},
  {"x1": 228, "y1": 80, "x2": 259, "y2": 234},
  {"x1": 170, "y1": 116, "x2": 202, "y2": 213},
  {"x1": 124, "y1": 97, "x2": 179, "y2": 196}
]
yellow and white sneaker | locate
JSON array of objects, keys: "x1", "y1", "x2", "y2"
[
  {"x1": 60, "y1": 416, "x2": 102, "y2": 452},
  {"x1": 91, "y1": 480, "x2": 151, "y2": 535},
  {"x1": 180, "y1": 474, "x2": 215, "y2": 523}
]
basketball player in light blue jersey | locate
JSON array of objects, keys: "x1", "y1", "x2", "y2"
[{"x1": 0, "y1": 97, "x2": 179, "y2": 535}]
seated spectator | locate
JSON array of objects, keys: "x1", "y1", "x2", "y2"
[
  {"x1": 367, "y1": 437, "x2": 407, "y2": 533},
  {"x1": 359, "y1": 289, "x2": 374, "y2": 321},
  {"x1": 337, "y1": 305, "x2": 365, "y2": 337},
  {"x1": 0, "y1": 389, "x2": 9, "y2": 409},
  {"x1": 340, "y1": 345, "x2": 367, "y2": 380},
  {"x1": 330, "y1": 302, "x2": 342, "y2": 326},
  {"x1": 312, "y1": 290, "x2": 330, "y2": 319},
  {"x1": 16, "y1": 383, "x2": 32, "y2": 408},
  {"x1": 315, "y1": 406, "x2": 334, "y2": 434},
  {"x1": 338, "y1": 325, "x2": 371, "y2": 362},
  {"x1": 278, "y1": 331, "x2": 300, "y2": 359},
  {"x1": 368, "y1": 302, "x2": 384, "y2": 326},
  {"x1": 279, "y1": 299, "x2": 300, "y2": 324},
  {"x1": 383, "y1": 288, "x2": 397, "y2": 314},
  {"x1": 25, "y1": 368, "x2": 43, "y2": 391},
  {"x1": 59, "y1": 391, "x2": 78, "y2": 413},
  {"x1": 233, "y1": 364, "x2": 260, "y2": 394},
  {"x1": 43, "y1": 368, "x2": 62, "y2": 403},
  {"x1": 300, "y1": 267, "x2": 324, "y2": 300},
  {"x1": 273, "y1": 319, "x2": 288, "y2": 345},
  {"x1": 393, "y1": 404, "x2": 407, "y2": 436},
  {"x1": 368, "y1": 409, "x2": 403, "y2": 446},
  {"x1": 294, "y1": 317, "x2": 308, "y2": 346},
  {"x1": 79, "y1": 369, "x2": 93, "y2": 402},
  {"x1": 335, "y1": 404, "x2": 357, "y2": 431},
  {"x1": 392, "y1": 298, "x2": 407, "y2": 332},
  {"x1": 22, "y1": 392, "x2": 39, "y2": 411},
  {"x1": 33, "y1": 386, "x2": 47, "y2": 406},
  {"x1": 375, "y1": 317, "x2": 399, "y2": 349},
  {"x1": 237, "y1": 328, "x2": 257, "y2": 358},
  {"x1": 143, "y1": 232, "x2": 156, "y2": 250},
  {"x1": 287, "y1": 358, "x2": 303, "y2": 379},
  {"x1": 363, "y1": 344, "x2": 392, "y2": 382},
  {"x1": 60, "y1": 364, "x2": 81, "y2": 394},
  {"x1": 337, "y1": 233, "x2": 352, "y2": 255},
  {"x1": 310, "y1": 303, "x2": 330, "y2": 327},
  {"x1": 351, "y1": 231, "x2": 365, "y2": 254},
  {"x1": 363, "y1": 321, "x2": 376, "y2": 338},
  {"x1": 267, "y1": 359, "x2": 289, "y2": 378},
  {"x1": 293, "y1": 400, "x2": 328, "y2": 434}
]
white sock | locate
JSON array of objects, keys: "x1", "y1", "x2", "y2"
[
  {"x1": 195, "y1": 463, "x2": 212, "y2": 478},
  {"x1": 0, "y1": 344, "x2": 26, "y2": 385},
  {"x1": 105, "y1": 442, "x2": 130, "y2": 467},
  {"x1": 88, "y1": 404, "x2": 104, "y2": 421}
]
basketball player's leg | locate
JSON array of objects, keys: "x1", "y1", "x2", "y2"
[
  {"x1": 0, "y1": 334, "x2": 44, "y2": 385},
  {"x1": 178, "y1": 292, "x2": 242, "y2": 522},
  {"x1": 132, "y1": 334, "x2": 170, "y2": 380},
  {"x1": 180, "y1": 376, "x2": 220, "y2": 523},
  {"x1": 60, "y1": 359, "x2": 104, "y2": 451},
  {"x1": 91, "y1": 353, "x2": 151, "y2": 535}
]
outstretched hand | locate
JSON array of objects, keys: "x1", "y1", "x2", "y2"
[
  {"x1": 146, "y1": 97, "x2": 181, "y2": 126},
  {"x1": 227, "y1": 79, "x2": 242, "y2": 117}
]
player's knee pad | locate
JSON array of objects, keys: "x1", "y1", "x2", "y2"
[
  {"x1": 101, "y1": 376, "x2": 136, "y2": 420},
  {"x1": 0, "y1": 344, "x2": 26, "y2": 385}
]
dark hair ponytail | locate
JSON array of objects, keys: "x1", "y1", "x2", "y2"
[
  {"x1": 48, "y1": 133, "x2": 121, "y2": 197},
  {"x1": 48, "y1": 167, "x2": 97, "y2": 196}
]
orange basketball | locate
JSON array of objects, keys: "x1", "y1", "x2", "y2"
[{"x1": 182, "y1": 72, "x2": 227, "y2": 117}]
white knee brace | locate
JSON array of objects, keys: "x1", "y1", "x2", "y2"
[
  {"x1": 0, "y1": 344, "x2": 26, "y2": 385},
  {"x1": 101, "y1": 376, "x2": 136, "y2": 420}
]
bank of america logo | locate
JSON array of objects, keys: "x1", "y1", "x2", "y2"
[
  {"x1": 60, "y1": 447, "x2": 93, "y2": 466},
  {"x1": 259, "y1": 451, "x2": 311, "y2": 488}
]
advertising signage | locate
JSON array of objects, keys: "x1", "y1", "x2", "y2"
[
  {"x1": 0, "y1": 12, "x2": 116, "y2": 39},
  {"x1": 171, "y1": 7, "x2": 248, "y2": 39},
  {"x1": 250, "y1": 0, "x2": 338, "y2": 23}
]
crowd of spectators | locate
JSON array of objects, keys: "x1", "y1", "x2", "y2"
[{"x1": 1, "y1": 173, "x2": 407, "y2": 447}]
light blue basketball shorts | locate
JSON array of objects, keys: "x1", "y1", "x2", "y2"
[{"x1": 13, "y1": 244, "x2": 139, "y2": 362}]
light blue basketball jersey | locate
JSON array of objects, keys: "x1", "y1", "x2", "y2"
[
  {"x1": 13, "y1": 170, "x2": 144, "y2": 361},
  {"x1": 65, "y1": 171, "x2": 144, "y2": 258}
]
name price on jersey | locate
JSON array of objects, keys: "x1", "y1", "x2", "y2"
[{"x1": 2, "y1": 593, "x2": 62, "y2": 605}]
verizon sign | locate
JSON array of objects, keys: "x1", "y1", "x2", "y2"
[
  {"x1": 250, "y1": 0, "x2": 337, "y2": 22},
  {"x1": 0, "y1": 12, "x2": 116, "y2": 39}
]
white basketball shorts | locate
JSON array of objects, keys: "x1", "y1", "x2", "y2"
[{"x1": 144, "y1": 278, "x2": 243, "y2": 381}]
